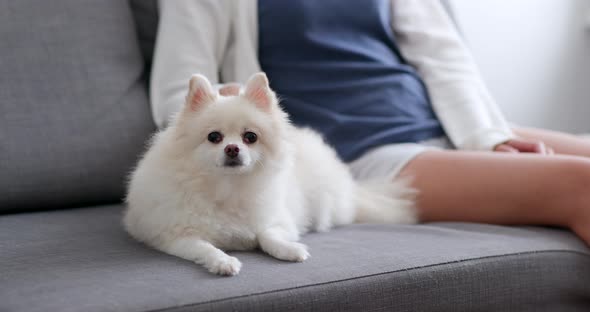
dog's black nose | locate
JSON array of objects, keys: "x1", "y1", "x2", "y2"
[{"x1": 224, "y1": 144, "x2": 240, "y2": 158}]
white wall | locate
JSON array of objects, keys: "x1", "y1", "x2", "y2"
[{"x1": 450, "y1": 0, "x2": 590, "y2": 134}]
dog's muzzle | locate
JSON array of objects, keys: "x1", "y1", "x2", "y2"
[{"x1": 223, "y1": 157, "x2": 243, "y2": 167}]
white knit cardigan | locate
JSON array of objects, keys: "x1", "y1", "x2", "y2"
[{"x1": 150, "y1": 0, "x2": 514, "y2": 151}]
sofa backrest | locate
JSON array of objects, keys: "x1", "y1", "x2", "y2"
[
  {"x1": 0, "y1": 0, "x2": 457, "y2": 214},
  {"x1": 129, "y1": 0, "x2": 159, "y2": 84},
  {"x1": 0, "y1": 0, "x2": 157, "y2": 213}
]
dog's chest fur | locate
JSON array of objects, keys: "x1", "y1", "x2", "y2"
[{"x1": 182, "y1": 181, "x2": 269, "y2": 251}]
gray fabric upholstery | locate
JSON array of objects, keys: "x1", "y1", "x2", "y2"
[
  {"x1": 1, "y1": 205, "x2": 588, "y2": 312},
  {"x1": 0, "y1": 0, "x2": 155, "y2": 213},
  {"x1": 129, "y1": 0, "x2": 158, "y2": 83}
]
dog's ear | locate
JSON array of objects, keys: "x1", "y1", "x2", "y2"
[
  {"x1": 244, "y1": 72, "x2": 275, "y2": 111},
  {"x1": 186, "y1": 74, "x2": 217, "y2": 111}
]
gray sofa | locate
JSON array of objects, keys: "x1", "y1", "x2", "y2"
[{"x1": 1, "y1": 1, "x2": 589, "y2": 311}]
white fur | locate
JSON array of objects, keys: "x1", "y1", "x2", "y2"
[{"x1": 124, "y1": 73, "x2": 417, "y2": 276}]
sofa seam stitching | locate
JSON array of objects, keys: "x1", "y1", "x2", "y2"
[{"x1": 146, "y1": 249, "x2": 590, "y2": 312}]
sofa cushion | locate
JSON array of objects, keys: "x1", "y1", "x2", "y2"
[
  {"x1": 129, "y1": 0, "x2": 158, "y2": 83},
  {"x1": 1, "y1": 205, "x2": 588, "y2": 312},
  {"x1": 0, "y1": 0, "x2": 155, "y2": 213}
]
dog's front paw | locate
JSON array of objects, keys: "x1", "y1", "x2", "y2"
[
  {"x1": 272, "y1": 242, "x2": 310, "y2": 262},
  {"x1": 204, "y1": 256, "x2": 242, "y2": 276}
]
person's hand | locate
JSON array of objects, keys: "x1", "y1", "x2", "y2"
[
  {"x1": 219, "y1": 83, "x2": 242, "y2": 96},
  {"x1": 494, "y1": 138, "x2": 554, "y2": 155}
]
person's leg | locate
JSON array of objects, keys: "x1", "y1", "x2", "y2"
[
  {"x1": 399, "y1": 151, "x2": 590, "y2": 244},
  {"x1": 513, "y1": 126, "x2": 590, "y2": 157}
]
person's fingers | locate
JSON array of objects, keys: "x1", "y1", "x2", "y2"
[
  {"x1": 534, "y1": 141, "x2": 547, "y2": 154},
  {"x1": 506, "y1": 139, "x2": 546, "y2": 154},
  {"x1": 547, "y1": 147, "x2": 555, "y2": 155},
  {"x1": 495, "y1": 144, "x2": 519, "y2": 153},
  {"x1": 219, "y1": 83, "x2": 242, "y2": 96}
]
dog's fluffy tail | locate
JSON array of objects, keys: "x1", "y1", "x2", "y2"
[{"x1": 354, "y1": 178, "x2": 418, "y2": 224}]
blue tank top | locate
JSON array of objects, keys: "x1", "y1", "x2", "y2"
[{"x1": 258, "y1": 0, "x2": 445, "y2": 161}]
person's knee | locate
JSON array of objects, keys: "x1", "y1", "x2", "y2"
[
  {"x1": 556, "y1": 158, "x2": 590, "y2": 215},
  {"x1": 559, "y1": 158, "x2": 590, "y2": 185}
]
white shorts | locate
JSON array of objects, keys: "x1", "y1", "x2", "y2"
[{"x1": 348, "y1": 137, "x2": 454, "y2": 180}]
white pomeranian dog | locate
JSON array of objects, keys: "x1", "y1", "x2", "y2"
[{"x1": 124, "y1": 72, "x2": 416, "y2": 276}]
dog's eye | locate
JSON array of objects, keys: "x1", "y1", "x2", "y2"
[
  {"x1": 207, "y1": 131, "x2": 223, "y2": 144},
  {"x1": 243, "y1": 132, "x2": 257, "y2": 144}
]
